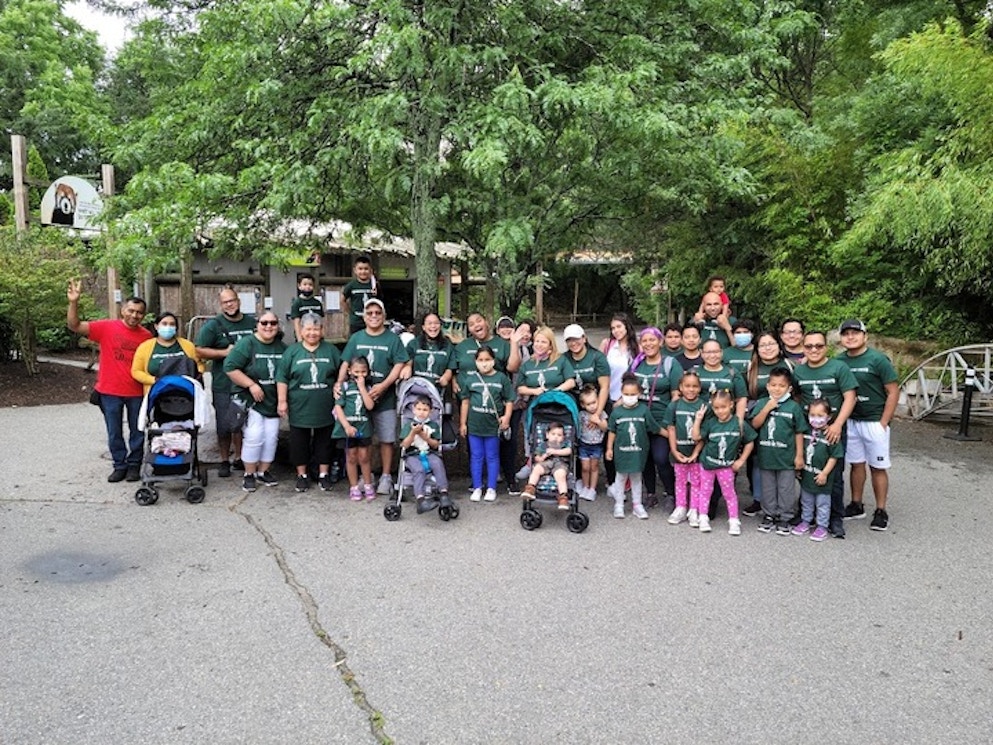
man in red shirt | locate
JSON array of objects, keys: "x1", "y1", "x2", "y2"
[{"x1": 67, "y1": 279, "x2": 152, "y2": 482}]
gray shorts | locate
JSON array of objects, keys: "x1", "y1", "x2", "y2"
[
  {"x1": 370, "y1": 407, "x2": 398, "y2": 444},
  {"x1": 213, "y1": 392, "x2": 237, "y2": 437}
]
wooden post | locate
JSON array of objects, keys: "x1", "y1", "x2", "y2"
[
  {"x1": 11, "y1": 135, "x2": 30, "y2": 234},
  {"x1": 572, "y1": 277, "x2": 579, "y2": 322},
  {"x1": 535, "y1": 260, "x2": 544, "y2": 325},
  {"x1": 101, "y1": 164, "x2": 119, "y2": 314}
]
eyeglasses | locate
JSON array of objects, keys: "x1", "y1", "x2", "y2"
[
  {"x1": 259, "y1": 320, "x2": 279, "y2": 327},
  {"x1": 758, "y1": 342, "x2": 779, "y2": 349},
  {"x1": 365, "y1": 310, "x2": 383, "y2": 316},
  {"x1": 221, "y1": 298, "x2": 239, "y2": 305},
  {"x1": 803, "y1": 343, "x2": 826, "y2": 350}
]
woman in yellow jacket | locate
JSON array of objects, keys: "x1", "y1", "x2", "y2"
[{"x1": 131, "y1": 312, "x2": 204, "y2": 391}]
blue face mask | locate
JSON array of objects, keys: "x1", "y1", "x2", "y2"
[
  {"x1": 734, "y1": 332, "x2": 753, "y2": 348},
  {"x1": 158, "y1": 325, "x2": 177, "y2": 340}
]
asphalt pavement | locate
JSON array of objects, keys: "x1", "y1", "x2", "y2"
[{"x1": 2, "y1": 402, "x2": 992, "y2": 744}]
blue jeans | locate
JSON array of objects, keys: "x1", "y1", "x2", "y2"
[
  {"x1": 642, "y1": 433, "x2": 675, "y2": 497},
  {"x1": 469, "y1": 434, "x2": 500, "y2": 490},
  {"x1": 100, "y1": 394, "x2": 144, "y2": 469},
  {"x1": 801, "y1": 488, "x2": 831, "y2": 528}
]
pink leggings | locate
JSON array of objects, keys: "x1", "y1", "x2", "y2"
[
  {"x1": 673, "y1": 462, "x2": 702, "y2": 511},
  {"x1": 697, "y1": 467, "x2": 739, "y2": 519}
]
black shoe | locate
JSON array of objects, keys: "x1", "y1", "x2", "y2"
[
  {"x1": 417, "y1": 496, "x2": 439, "y2": 514},
  {"x1": 757, "y1": 515, "x2": 776, "y2": 533},
  {"x1": 256, "y1": 471, "x2": 278, "y2": 487},
  {"x1": 295, "y1": 474, "x2": 310, "y2": 492},
  {"x1": 844, "y1": 501, "x2": 866, "y2": 519},
  {"x1": 108, "y1": 468, "x2": 128, "y2": 483},
  {"x1": 439, "y1": 493, "x2": 453, "y2": 509},
  {"x1": 319, "y1": 473, "x2": 332, "y2": 492},
  {"x1": 870, "y1": 508, "x2": 889, "y2": 531},
  {"x1": 775, "y1": 521, "x2": 792, "y2": 536},
  {"x1": 126, "y1": 465, "x2": 141, "y2": 482},
  {"x1": 232, "y1": 459, "x2": 245, "y2": 471},
  {"x1": 742, "y1": 500, "x2": 762, "y2": 517},
  {"x1": 506, "y1": 480, "x2": 522, "y2": 497},
  {"x1": 643, "y1": 493, "x2": 659, "y2": 509},
  {"x1": 218, "y1": 461, "x2": 232, "y2": 478},
  {"x1": 328, "y1": 462, "x2": 341, "y2": 485},
  {"x1": 242, "y1": 474, "x2": 257, "y2": 492}
]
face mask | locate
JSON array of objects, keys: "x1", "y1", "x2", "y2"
[
  {"x1": 300, "y1": 290, "x2": 313, "y2": 298},
  {"x1": 809, "y1": 415, "x2": 829, "y2": 429},
  {"x1": 158, "y1": 325, "x2": 177, "y2": 340},
  {"x1": 476, "y1": 360, "x2": 495, "y2": 374},
  {"x1": 777, "y1": 390, "x2": 792, "y2": 403},
  {"x1": 621, "y1": 394, "x2": 639, "y2": 407},
  {"x1": 734, "y1": 332, "x2": 753, "y2": 348}
]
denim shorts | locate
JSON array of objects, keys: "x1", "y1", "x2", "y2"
[{"x1": 578, "y1": 442, "x2": 604, "y2": 460}]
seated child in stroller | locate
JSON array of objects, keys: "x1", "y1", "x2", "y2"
[
  {"x1": 522, "y1": 422, "x2": 572, "y2": 510},
  {"x1": 399, "y1": 395, "x2": 452, "y2": 514}
]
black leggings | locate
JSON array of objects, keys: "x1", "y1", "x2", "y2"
[
  {"x1": 288, "y1": 424, "x2": 334, "y2": 467},
  {"x1": 642, "y1": 432, "x2": 675, "y2": 497}
]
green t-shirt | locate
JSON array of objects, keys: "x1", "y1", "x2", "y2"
[
  {"x1": 223, "y1": 334, "x2": 287, "y2": 417},
  {"x1": 332, "y1": 380, "x2": 371, "y2": 438},
  {"x1": 749, "y1": 397, "x2": 809, "y2": 471},
  {"x1": 836, "y1": 347, "x2": 897, "y2": 421},
  {"x1": 696, "y1": 364, "x2": 747, "y2": 401},
  {"x1": 663, "y1": 397, "x2": 707, "y2": 457},
  {"x1": 195, "y1": 313, "x2": 257, "y2": 392},
  {"x1": 567, "y1": 347, "x2": 611, "y2": 392},
  {"x1": 398, "y1": 418, "x2": 442, "y2": 457},
  {"x1": 341, "y1": 329, "x2": 409, "y2": 411},
  {"x1": 698, "y1": 416, "x2": 757, "y2": 470},
  {"x1": 457, "y1": 370, "x2": 514, "y2": 436},
  {"x1": 341, "y1": 279, "x2": 377, "y2": 332},
  {"x1": 607, "y1": 401, "x2": 662, "y2": 473},
  {"x1": 752, "y1": 359, "x2": 793, "y2": 400},
  {"x1": 517, "y1": 355, "x2": 575, "y2": 392},
  {"x1": 275, "y1": 341, "x2": 341, "y2": 428},
  {"x1": 800, "y1": 431, "x2": 845, "y2": 493},
  {"x1": 792, "y1": 358, "x2": 859, "y2": 414},
  {"x1": 662, "y1": 346, "x2": 684, "y2": 359},
  {"x1": 290, "y1": 294, "x2": 325, "y2": 319},
  {"x1": 405, "y1": 336, "x2": 457, "y2": 387},
  {"x1": 631, "y1": 357, "x2": 681, "y2": 421},
  {"x1": 722, "y1": 347, "x2": 752, "y2": 378},
  {"x1": 699, "y1": 317, "x2": 734, "y2": 348},
  {"x1": 454, "y1": 335, "x2": 512, "y2": 374}
]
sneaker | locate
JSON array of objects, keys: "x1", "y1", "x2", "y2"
[
  {"x1": 607, "y1": 482, "x2": 624, "y2": 501},
  {"x1": 417, "y1": 495, "x2": 439, "y2": 514},
  {"x1": 557, "y1": 495, "x2": 569, "y2": 510},
  {"x1": 507, "y1": 480, "x2": 522, "y2": 497},
  {"x1": 328, "y1": 462, "x2": 342, "y2": 485},
  {"x1": 668, "y1": 506, "x2": 688, "y2": 525},
  {"x1": 728, "y1": 518, "x2": 741, "y2": 536},
  {"x1": 613, "y1": 502, "x2": 625, "y2": 519},
  {"x1": 662, "y1": 494, "x2": 676, "y2": 514},
  {"x1": 698, "y1": 515, "x2": 711, "y2": 533},
  {"x1": 256, "y1": 471, "x2": 278, "y2": 487},
  {"x1": 470, "y1": 488, "x2": 483, "y2": 502},
  {"x1": 318, "y1": 473, "x2": 332, "y2": 492},
  {"x1": 349, "y1": 485, "x2": 362, "y2": 501},
  {"x1": 687, "y1": 508, "x2": 699, "y2": 527},
  {"x1": 844, "y1": 501, "x2": 866, "y2": 519},
  {"x1": 870, "y1": 508, "x2": 889, "y2": 531},
  {"x1": 810, "y1": 526, "x2": 829, "y2": 542},
  {"x1": 232, "y1": 459, "x2": 245, "y2": 471},
  {"x1": 108, "y1": 468, "x2": 128, "y2": 483},
  {"x1": 775, "y1": 521, "x2": 792, "y2": 536},
  {"x1": 295, "y1": 474, "x2": 310, "y2": 492},
  {"x1": 515, "y1": 464, "x2": 531, "y2": 481},
  {"x1": 742, "y1": 500, "x2": 762, "y2": 517},
  {"x1": 363, "y1": 483, "x2": 376, "y2": 501},
  {"x1": 217, "y1": 461, "x2": 232, "y2": 478},
  {"x1": 125, "y1": 465, "x2": 141, "y2": 482},
  {"x1": 578, "y1": 485, "x2": 596, "y2": 502},
  {"x1": 242, "y1": 474, "x2": 257, "y2": 492},
  {"x1": 484, "y1": 488, "x2": 497, "y2": 502},
  {"x1": 632, "y1": 503, "x2": 649, "y2": 519},
  {"x1": 643, "y1": 493, "x2": 659, "y2": 509},
  {"x1": 757, "y1": 515, "x2": 776, "y2": 533},
  {"x1": 791, "y1": 521, "x2": 811, "y2": 536},
  {"x1": 377, "y1": 473, "x2": 394, "y2": 496}
]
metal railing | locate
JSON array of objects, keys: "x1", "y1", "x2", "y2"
[{"x1": 899, "y1": 344, "x2": 993, "y2": 420}]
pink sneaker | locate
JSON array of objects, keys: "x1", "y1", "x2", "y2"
[
  {"x1": 349, "y1": 486, "x2": 362, "y2": 501},
  {"x1": 363, "y1": 483, "x2": 376, "y2": 501}
]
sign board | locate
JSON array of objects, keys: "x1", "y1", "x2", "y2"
[{"x1": 40, "y1": 176, "x2": 104, "y2": 230}]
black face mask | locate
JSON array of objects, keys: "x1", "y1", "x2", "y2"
[
  {"x1": 223, "y1": 310, "x2": 240, "y2": 319},
  {"x1": 300, "y1": 290, "x2": 313, "y2": 298}
]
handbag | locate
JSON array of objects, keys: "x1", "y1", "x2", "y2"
[{"x1": 226, "y1": 396, "x2": 252, "y2": 430}]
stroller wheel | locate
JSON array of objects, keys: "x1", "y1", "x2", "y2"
[
  {"x1": 566, "y1": 511, "x2": 589, "y2": 534},
  {"x1": 439, "y1": 504, "x2": 455, "y2": 521},
  {"x1": 450, "y1": 504, "x2": 460, "y2": 520},
  {"x1": 384, "y1": 503, "x2": 402, "y2": 522},
  {"x1": 135, "y1": 487, "x2": 158, "y2": 506},
  {"x1": 520, "y1": 509, "x2": 542, "y2": 531},
  {"x1": 185, "y1": 486, "x2": 206, "y2": 504}
]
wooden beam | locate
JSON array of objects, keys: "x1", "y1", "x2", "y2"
[{"x1": 11, "y1": 135, "x2": 30, "y2": 233}]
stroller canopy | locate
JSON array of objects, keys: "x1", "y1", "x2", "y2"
[
  {"x1": 138, "y1": 375, "x2": 209, "y2": 430},
  {"x1": 524, "y1": 390, "x2": 580, "y2": 438}
]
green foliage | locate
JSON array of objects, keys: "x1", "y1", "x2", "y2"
[{"x1": 0, "y1": 193, "x2": 11, "y2": 225}]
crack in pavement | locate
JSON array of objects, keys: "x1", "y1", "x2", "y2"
[{"x1": 229, "y1": 501, "x2": 393, "y2": 745}]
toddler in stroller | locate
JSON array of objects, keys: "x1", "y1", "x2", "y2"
[{"x1": 522, "y1": 422, "x2": 571, "y2": 509}]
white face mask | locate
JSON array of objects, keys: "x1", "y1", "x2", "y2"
[
  {"x1": 777, "y1": 390, "x2": 792, "y2": 403},
  {"x1": 476, "y1": 360, "x2": 495, "y2": 374},
  {"x1": 621, "y1": 394, "x2": 639, "y2": 408}
]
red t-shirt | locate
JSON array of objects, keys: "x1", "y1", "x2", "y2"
[{"x1": 88, "y1": 319, "x2": 152, "y2": 397}]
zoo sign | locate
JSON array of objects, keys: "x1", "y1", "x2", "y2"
[{"x1": 40, "y1": 176, "x2": 104, "y2": 230}]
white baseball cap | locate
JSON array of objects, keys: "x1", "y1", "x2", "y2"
[{"x1": 563, "y1": 323, "x2": 585, "y2": 340}]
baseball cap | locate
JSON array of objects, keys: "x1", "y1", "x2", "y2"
[
  {"x1": 839, "y1": 319, "x2": 866, "y2": 333},
  {"x1": 496, "y1": 316, "x2": 515, "y2": 330},
  {"x1": 563, "y1": 323, "x2": 585, "y2": 340},
  {"x1": 364, "y1": 298, "x2": 385, "y2": 312}
]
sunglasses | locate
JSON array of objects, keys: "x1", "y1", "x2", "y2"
[
  {"x1": 803, "y1": 343, "x2": 826, "y2": 350},
  {"x1": 365, "y1": 309, "x2": 383, "y2": 316},
  {"x1": 259, "y1": 320, "x2": 279, "y2": 327}
]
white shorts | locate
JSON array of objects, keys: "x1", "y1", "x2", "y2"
[{"x1": 846, "y1": 420, "x2": 891, "y2": 469}]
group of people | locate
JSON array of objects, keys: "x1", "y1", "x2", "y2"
[{"x1": 69, "y1": 268, "x2": 899, "y2": 536}]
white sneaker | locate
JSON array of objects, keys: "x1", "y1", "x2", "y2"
[
  {"x1": 613, "y1": 502, "x2": 625, "y2": 519},
  {"x1": 377, "y1": 473, "x2": 394, "y2": 495},
  {"x1": 483, "y1": 488, "x2": 497, "y2": 502},
  {"x1": 698, "y1": 515, "x2": 712, "y2": 533},
  {"x1": 584, "y1": 486, "x2": 597, "y2": 502},
  {"x1": 687, "y1": 509, "x2": 699, "y2": 527},
  {"x1": 668, "y1": 506, "x2": 688, "y2": 525},
  {"x1": 632, "y1": 503, "x2": 649, "y2": 519},
  {"x1": 728, "y1": 518, "x2": 741, "y2": 536},
  {"x1": 578, "y1": 485, "x2": 595, "y2": 502},
  {"x1": 470, "y1": 488, "x2": 483, "y2": 502}
]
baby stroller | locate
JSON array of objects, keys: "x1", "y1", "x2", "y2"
[
  {"x1": 520, "y1": 391, "x2": 589, "y2": 533},
  {"x1": 384, "y1": 376, "x2": 460, "y2": 522},
  {"x1": 134, "y1": 374, "x2": 209, "y2": 506}
]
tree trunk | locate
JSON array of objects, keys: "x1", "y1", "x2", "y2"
[
  {"x1": 180, "y1": 244, "x2": 195, "y2": 329},
  {"x1": 411, "y1": 109, "x2": 442, "y2": 320}
]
